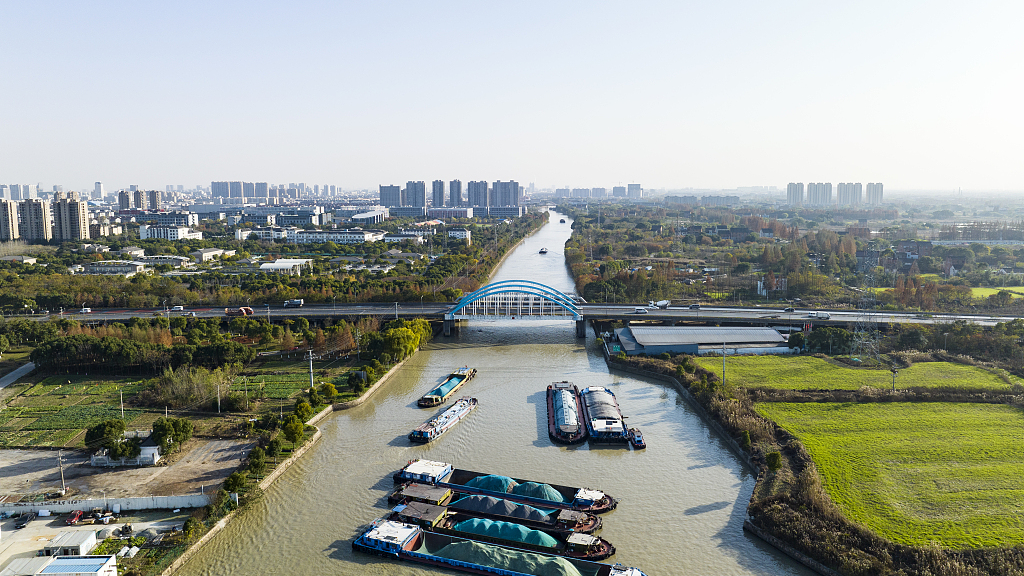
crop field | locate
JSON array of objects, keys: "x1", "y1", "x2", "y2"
[
  {"x1": 756, "y1": 402, "x2": 1024, "y2": 548},
  {"x1": 694, "y1": 356, "x2": 1014, "y2": 392},
  {"x1": 971, "y1": 287, "x2": 1024, "y2": 299}
]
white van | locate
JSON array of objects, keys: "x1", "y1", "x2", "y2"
[
  {"x1": 634, "y1": 307, "x2": 648, "y2": 314},
  {"x1": 171, "y1": 305, "x2": 184, "y2": 311},
  {"x1": 79, "y1": 307, "x2": 91, "y2": 314}
]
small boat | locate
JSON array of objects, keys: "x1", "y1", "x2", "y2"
[
  {"x1": 394, "y1": 459, "x2": 618, "y2": 514},
  {"x1": 628, "y1": 428, "x2": 646, "y2": 450},
  {"x1": 560, "y1": 219, "x2": 566, "y2": 223},
  {"x1": 409, "y1": 398, "x2": 477, "y2": 443},
  {"x1": 547, "y1": 382, "x2": 587, "y2": 444},
  {"x1": 418, "y1": 367, "x2": 477, "y2": 407},
  {"x1": 353, "y1": 520, "x2": 649, "y2": 576},
  {"x1": 388, "y1": 500, "x2": 616, "y2": 560},
  {"x1": 389, "y1": 483, "x2": 603, "y2": 533},
  {"x1": 539, "y1": 247, "x2": 549, "y2": 254},
  {"x1": 580, "y1": 387, "x2": 629, "y2": 444}
]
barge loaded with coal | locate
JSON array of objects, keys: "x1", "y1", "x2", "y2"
[
  {"x1": 409, "y1": 398, "x2": 477, "y2": 443},
  {"x1": 389, "y1": 483, "x2": 603, "y2": 533},
  {"x1": 387, "y1": 500, "x2": 615, "y2": 560},
  {"x1": 580, "y1": 386, "x2": 629, "y2": 444},
  {"x1": 547, "y1": 382, "x2": 587, "y2": 444},
  {"x1": 418, "y1": 367, "x2": 477, "y2": 407},
  {"x1": 394, "y1": 459, "x2": 617, "y2": 514},
  {"x1": 354, "y1": 520, "x2": 648, "y2": 576}
]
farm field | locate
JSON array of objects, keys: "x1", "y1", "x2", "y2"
[
  {"x1": 756, "y1": 402, "x2": 1024, "y2": 548},
  {"x1": 694, "y1": 356, "x2": 1015, "y2": 392},
  {"x1": 970, "y1": 286, "x2": 1024, "y2": 299},
  {"x1": 0, "y1": 345, "x2": 32, "y2": 378}
]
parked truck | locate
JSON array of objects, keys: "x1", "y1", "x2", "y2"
[
  {"x1": 225, "y1": 307, "x2": 255, "y2": 317},
  {"x1": 283, "y1": 299, "x2": 304, "y2": 307}
]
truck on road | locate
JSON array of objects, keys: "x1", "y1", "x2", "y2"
[
  {"x1": 225, "y1": 307, "x2": 255, "y2": 317},
  {"x1": 283, "y1": 299, "x2": 304, "y2": 307}
]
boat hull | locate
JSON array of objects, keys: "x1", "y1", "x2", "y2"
[
  {"x1": 546, "y1": 383, "x2": 587, "y2": 445},
  {"x1": 418, "y1": 368, "x2": 476, "y2": 408},
  {"x1": 580, "y1": 387, "x2": 629, "y2": 444},
  {"x1": 409, "y1": 398, "x2": 477, "y2": 443}
]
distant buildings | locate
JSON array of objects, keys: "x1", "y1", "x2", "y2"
[
  {"x1": 806, "y1": 182, "x2": 832, "y2": 206},
  {"x1": 448, "y1": 228, "x2": 471, "y2": 245},
  {"x1": 139, "y1": 224, "x2": 203, "y2": 240},
  {"x1": 836, "y1": 183, "x2": 862, "y2": 205},
  {"x1": 449, "y1": 179, "x2": 462, "y2": 206},
  {"x1": 627, "y1": 183, "x2": 643, "y2": 198},
  {"x1": 52, "y1": 191, "x2": 89, "y2": 241},
  {"x1": 0, "y1": 199, "x2": 19, "y2": 241},
  {"x1": 379, "y1": 185, "x2": 402, "y2": 207},
  {"x1": 866, "y1": 182, "x2": 884, "y2": 204},
  {"x1": 467, "y1": 181, "x2": 489, "y2": 207},
  {"x1": 432, "y1": 180, "x2": 445, "y2": 207},
  {"x1": 18, "y1": 199, "x2": 52, "y2": 241},
  {"x1": 786, "y1": 183, "x2": 804, "y2": 205}
]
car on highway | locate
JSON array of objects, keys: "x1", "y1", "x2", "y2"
[
  {"x1": 688, "y1": 304, "x2": 700, "y2": 310},
  {"x1": 171, "y1": 305, "x2": 185, "y2": 311},
  {"x1": 183, "y1": 311, "x2": 197, "y2": 317},
  {"x1": 634, "y1": 307, "x2": 648, "y2": 314},
  {"x1": 79, "y1": 307, "x2": 91, "y2": 314},
  {"x1": 784, "y1": 307, "x2": 795, "y2": 313}
]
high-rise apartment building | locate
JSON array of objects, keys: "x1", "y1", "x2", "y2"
[
  {"x1": 492, "y1": 181, "x2": 520, "y2": 206},
  {"x1": 133, "y1": 189, "x2": 146, "y2": 210},
  {"x1": 380, "y1": 185, "x2": 402, "y2": 207},
  {"x1": 94, "y1": 182, "x2": 104, "y2": 200},
  {"x1": 449, "y1": 180, "x2": 462, "y2": 207},
  {"x1": 591, "y1": 188, "x2": 607, "y2": 198},
  {"x1": 147, "y1": 189, "x2": 161, "y2": 210},
  {"x1": 211, "y1": 181, "x2": 230, "y2": 198},
  {"x1": 405, "y1": 181, "x2": 426, "y2": 207},
  {"x1": 229, "y1": 181, "x2": 243, "y2": 198},
  {"x1": 612, "y1": 186, "x2": 626, "y2": 197},
  {"x1": 432, "y1": 180, "x2": 445, "y2": 207},
  {"x1": 255, "y1": 182, "x2": 269, "y2": 197},
  {"x1": 571, "y1": 188, "x2": 590, "y2": 198},
  {"x1": 807, "y1": 183, "x2": 832, "y2": 206},
  {"x1": 243, "y1": 182, "x2": 255, "y2": 198},
  {"x1": 467, "y1": 181, "x2": 490, "y2": 207},
  {"x1": 0, "y1": 199, "x2": 19, "y2": 240},
  {"x1": 627, "y1": 184, "x2": 643, "y2": 198},
  {"x1": 18, "y1": 199, "x2": 52, "y2": 241},
  {"x1": 9, "y1": 185, "x2": 23, "y2": 201},
  {"x1": 0, "y1": 185, "x2": 7, "y2": 200},
  {"x1": 786, "y1": 183, "x2": 804, "y2": 205},
  {"x1": 118, "y1": 190, "x2": 131, "y2": 211},
  {"x1": 836, "y1": 183, "x2": 862, "y2": 205},
  {"x1": 866, "y1": 183, "x2": 884, "y2": 205},
  {"x1": 53, "y1": 191, "x2": 89, "y2": 241}
]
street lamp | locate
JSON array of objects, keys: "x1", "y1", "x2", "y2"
[{"x1": 943, "y1": 332, "x2": 949, "y2": 351}]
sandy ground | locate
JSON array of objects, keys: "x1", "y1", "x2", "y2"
[{"x1": 0, "y1": 439, "x2": 252, "y2": 500}]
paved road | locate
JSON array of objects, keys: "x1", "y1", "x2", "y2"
[
  {"x1": 0, "y1": 362, "x2": 35, "y2": 389},
  {"x1": 12, "y1": 303, "x2": 1022, "y2": 327}
]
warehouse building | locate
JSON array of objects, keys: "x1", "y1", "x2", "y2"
[{"x1": 611, "y1": 326, "x2": 792, "y2": 356}]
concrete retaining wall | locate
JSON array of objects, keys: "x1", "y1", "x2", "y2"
[
  {"x1": 160, "y1": 510, "x2": 238, "y2": 576},
  {"x1": 0, "y1": 494, "x2": 211, "y2": 515},
  {"x1": 332, "y1": 352, "x2": 414, "y2": 410},
  {"x1": 258, "y1": 428, "x2": 322, "y2": 490}
]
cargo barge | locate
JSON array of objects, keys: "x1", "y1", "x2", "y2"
[
  {"x1": 353, "y1": 519, "x2": 647, "y2": 576},
  {"x1": 394, "y1": 460, "x2": 617, "y2": 514},
  {"x1": 419, "y1": 367, "x2": 477, "y2": 407},
  {"x1": 547, "y1": 382, "x2": 587, "y2": 444},
  {"x1": 388, "y1": 500, "x2": 615, "y2": 560},
  {"x1": 580, "y1": 387, "x2": 629, "y2": 444},
  {"x1": 409, "y1": 398, "x2": 477, "y2": 443},
  {"x1": 388, "y1": 483, "x2": 603, "y2": 534}
]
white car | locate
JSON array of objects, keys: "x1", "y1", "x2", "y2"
[
  {"x1": 79, "y1": 308, "x2": 91, "y2": 313},
  {"x1": 171, "y1": 305, "x2": 184, "y2": 311}
]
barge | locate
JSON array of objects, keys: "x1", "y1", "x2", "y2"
[
  {"x1": 409, "y1": 398, "x2": 477, "y2": 443},
  {"x1": 389, "y1": 483, "x2": 603, "y2": 534},
  {"x1": 580, "y1": 387, "x2": 629, "y2": 444},
  {"x1": 547, "y1": 382, "x2": 587, "y2": 444},
  {"x1": 419, "y1": 367, "x2": 477, "y2": 407},
  {"x1": 394, "y1": 459, "x2": 617, "y2": 514},
  {"x1": 388, "y1": 500, "x2": 615, "y2": 560},
  {"x1": 353, "y1": 519, "x2": 648, "y2": 576}
]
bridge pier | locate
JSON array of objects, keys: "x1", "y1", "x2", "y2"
[
  {"x1": 576, "y1": 319, "x2": 587, "y2": 338},
  {"x1": 443, "y1": 319, "x2": 454, "y2": 337}
]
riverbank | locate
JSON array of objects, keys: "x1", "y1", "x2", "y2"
[{"x1": 487, "y1": 211, "x2": 549, "y2": 282}]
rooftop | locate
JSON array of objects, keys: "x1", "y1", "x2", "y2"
[{"x1": 628, "y1": 326, "x2": 785, "y2": 346}]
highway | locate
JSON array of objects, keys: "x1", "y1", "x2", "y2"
[{"x1": 27, "y1": 302, "x2": 1021, "y2": 327}]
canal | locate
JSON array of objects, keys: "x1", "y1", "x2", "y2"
[{"x1": 177, "y1": 210, "x2": 813, "y2": 575}]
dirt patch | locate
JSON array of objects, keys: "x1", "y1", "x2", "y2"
[{"x1": 0, "y1": 440, "x2": 252, "y2": 500}]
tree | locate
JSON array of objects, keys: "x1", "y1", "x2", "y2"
[
  {"x1": 318, "y1": 382, "x2": 338, "y2": 402},
  {"x1": 788, "y1": 332, "x2": 805, "y2": 350},
  {"x1": 85, "y1": 419, "x2": 126, "y2": 452},
  {"x1": 224, "y1": 471, "x2": 246, "y2": 492},
  {"x1": 282, "y1": 417, "x2": 304, "y2": 449},
  {"x1": 0, "y1": 334, "x2": 9, "y2": 359},
  {"x1": 294, "y1": 400, "x2": 313, "y2": 422},
  {"x1": 183, "y1": 517, "x2": 204, "y2": 542},
  {"x1": 766, "y1": 451, "x2": 782, "y2": 472},
  {"x1": 265, "y1": 436, "x2": 282, "y2": 459},
  {"x1": 248, "y1": 446, "x2": 266, "y2": 477}
]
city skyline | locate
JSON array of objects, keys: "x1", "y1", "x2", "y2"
[{"x1": 1, "y1": 2, "x2": 1022, "y2": 192}]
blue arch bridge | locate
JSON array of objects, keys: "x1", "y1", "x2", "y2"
[{"x1": 444, "y1": 280, "x2": 586, "y2": 337}]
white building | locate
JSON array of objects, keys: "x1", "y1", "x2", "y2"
[
  {"x1": 139, "y1": 225, "x2": 203, "y2": 241},
  {"x1": 190, "y1": 248, "x2": 236, "y2": 262},
  {"x1": 427, "y1": 207, "x2": 473, "y2": 219},
  {"x1": 79, "y1": 261, "x2": 148, "y2": 277},
  {"x1": 43, "y1": 531, "x2": 98, "y2": 557},
  {"x1": 448, "y1": 228, "x2": 471, "y2": 245},
  {"x1": 384, "y1": 233, "x2": 424, "y2": 244},
  {"x1": 260, "y1": 258, "x2": 312, "y2": 276},
  {"x1": 137, "y1": 255, "x2": 192, "y2": 268},
  {"x1": 866, "y1": 182, "x2": 884, "y2": 204},
  {"x1": 786, "y1": 183, "x2": 804, "y2": 205}
]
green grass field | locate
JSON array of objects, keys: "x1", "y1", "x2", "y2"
[
  {"x1": 757, "y1": 402, "x2": 1024, "y2": 548},
  {"x1": 971, "y1": 287, "x2": 1024, "y2": 299},
  {"x1": 694, "y1": 356, "x2": 1014, "y2": 392}
]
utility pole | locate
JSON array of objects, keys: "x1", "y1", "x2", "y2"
[
  {"x1": 308, "y1": 350, "x2": 315, "y2": 391},
  {"x1": 244, "y1": 377, "x2": 249, "y2": 412},
  {"x1": 120, "y1": 390, "x2": 124, "y2": 420},
  {"x1": 722, "y1": 342, "x2": 726, "y2": 386},
  {"x1": 217, "y1": 383, "x2": 221, "y2": 413},
  {"x1": 57, "y1": 450, "x2": 66, "y2": 494},
  {"x1": 395, "y1": 302, "x2": 398, "y2": 320}
]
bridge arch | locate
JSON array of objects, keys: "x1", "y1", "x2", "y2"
[{"x1": 446, "y1": 280, "x2": 581, "y2": 321}]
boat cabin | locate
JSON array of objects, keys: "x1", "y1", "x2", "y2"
[
  {"x1": 400, "y1": 460, "x2": 453, "y2": 483},
  {"x1": 359, "y1": 521, "x2": 421, "y2": 554},
  {"x1": 391, "y1": 502, "x2": 448, "y2": 529},
  {"x1": 573, "y1": 488, "x2": 606, "y2": 507},
  {"x1": 555, "y1": 509, "x2": 589, "y2": 529},
  {"x1": 565, "y1": 532, "x2": 602, "y2": 553},
  {"x1": 394, "y1": 483, "x2": 453, "y2": 506}
]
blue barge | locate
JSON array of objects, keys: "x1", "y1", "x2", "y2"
[{"x1": 419, "y1": 367, "x2": 477, "y2": 407}]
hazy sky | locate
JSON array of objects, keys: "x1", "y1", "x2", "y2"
[{"x1": 2, "y1": 1, "x2": 1022, "y2": 192}]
